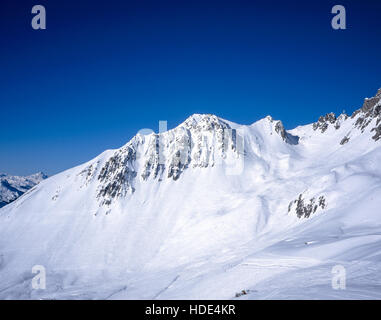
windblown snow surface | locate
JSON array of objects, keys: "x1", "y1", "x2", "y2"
[{"x1": 1, "y1": 89, "x2": 381, "y2": 300}]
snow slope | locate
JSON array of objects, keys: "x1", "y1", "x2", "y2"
[
  {"x1": 0, "y1": 172, "x2": 47, "y2": 208},
  {"x1": 0, "y1": 89, "x2": 381, "y2": 299}
]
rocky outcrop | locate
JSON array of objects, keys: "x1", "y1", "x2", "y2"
[
  {"x1": 312, "y1": 88, "x2": 381, "y2": 144},
  {"x1": 267, "y1": 116, "x2": 299, "y2": 144},
  {"x1": 353, "y1": 88, "x2": 381, "y2": 117},
  {"x1": 352, "y1": 89, "x2": 381, "y2": 140},
  {"x1": 78, "y1": 162, "x2": 99, "y2": 187},
  {"x1": 313, "y1": 113, "x2": 337, "y2": 133},
  {"x1": 274, "y1": 120, "x2": 287, "y2": 141},
  {"x1": 97, "y1": 146, "x2": 137, "y2": 205},
  {"x1": 141, "y1": 114, "x2": 240, "y2": 181},
  {"x1": 91, "y1": 87, "x2": 381, "y2": 207},
  {"x1": 312, "y1": 112, "x2": 349, "y2": 133},
  {"x1": 334, "y1": 113, "x2": 349, "y2": 130},
  {"x1": 371, "y1": 122, "x2": 381, "y2": 141},
  {"x1": 340, "y1": 136, "x2": 350, "y2": 145},
  {"x1": 288, "y1": 193, "x2": 327, "y2": 219},
  {"x1": 141, "y1": 134, "x2": 165, "y2": 181},
  {"x1": 94, "y1": 114, "x2": 242, "y2": 205}
]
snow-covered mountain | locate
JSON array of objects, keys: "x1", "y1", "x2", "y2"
[
  {"x1": 0, "y1": 172, "x2": 47, "y2": 208},
  {"x1": 1, "y1": 88, "x2": 381, "y2": 299}
]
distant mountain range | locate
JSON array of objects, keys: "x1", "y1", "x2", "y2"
[{"x1": 0, "y1": 172, "x2": 47, "y2": 208}]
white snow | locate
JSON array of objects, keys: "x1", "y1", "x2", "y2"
[{"x1": 1, "y1": 92, "x2": 381, "y2": 300}]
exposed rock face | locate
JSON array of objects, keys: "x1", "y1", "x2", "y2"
[
  {"x1": 334, "y1": 113, "x2": 349, "y2": 130},
  {"x1": 313, "y1": 112, "x2": 351, "y2": 133},
  {"x1": 313, "y1": 113, "x2": 337, "y2": 133},
  {"x1": 312, "y1": 88, "x2": 381, "y2": 144},
  {"x1": 85, "y1": 88, "x2": 381, "y2": 207},
  {"x1": 274, "y1": 120, "x2": 287, "y2": 141},
  {"x1": 95, "y1": 114, "x2": 243, "y2": 205},
  {"x1": 357, "y1": 88, "x2": 381, "y2": 114},
  {"x1": 352, "y1": 89, "x2": 381, "y2": 139},
  {"x1": 143, "y1": 114, "x2": 238, "y2": 180},
  {"x1": 97, "y1": 146, "x2": 137, "y2": 205},
  {"x1": 78, "y1": 162, "x2": 99, "y2": 187},
  {"x1": 340, "y1": 136, "x2": 350, "y2": 145},
  {"x1": 141, "y1": 134, "x2": 165, "y2": 181},
  {"x1": 372, "y1": 123, "x2": 381, "y2": 141},
  {"x1": 266, "y1": 116, "x2": 299, "y2": 144},
  {"x1": 181, "y1": 114, "x2": 237, "y2": 163},
  {"x1": 288, "y1": 193, "x2": 327, "y2": 219}
]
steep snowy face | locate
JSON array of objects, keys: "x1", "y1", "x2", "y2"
[{"x1": 0, "y1": 172, "x2": 47, "y2": 208}]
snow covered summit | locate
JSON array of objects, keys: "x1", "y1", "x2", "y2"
[{"x1": 1, "y1": 88, "x2": 381, "y2": 299}]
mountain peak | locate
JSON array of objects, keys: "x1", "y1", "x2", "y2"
[
  {"x1": 180, "y1": 113, "x2": 231, "y2": 131},
  {"x1": 362, "y1": 88, "x2": 381, "y2": 112},
  {"x1": 27, "y1": 171, "x2": 48, "y2": 181},
  {"x1": 2, "y1": 88, "x2": 381, "y2": 299},
  {"x1": 184, "y1": 113, "x2": 216, "y2": 122},
  {"x1": 183, "y1": 113, "x2": 225, "y2": 124},
  {"x1": 310, "y1": 87, "x2": 381, "y2": 143}
]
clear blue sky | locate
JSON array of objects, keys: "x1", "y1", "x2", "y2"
[{"x1": 1, "y1": 0, "x2": 381, "y2": 176}]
